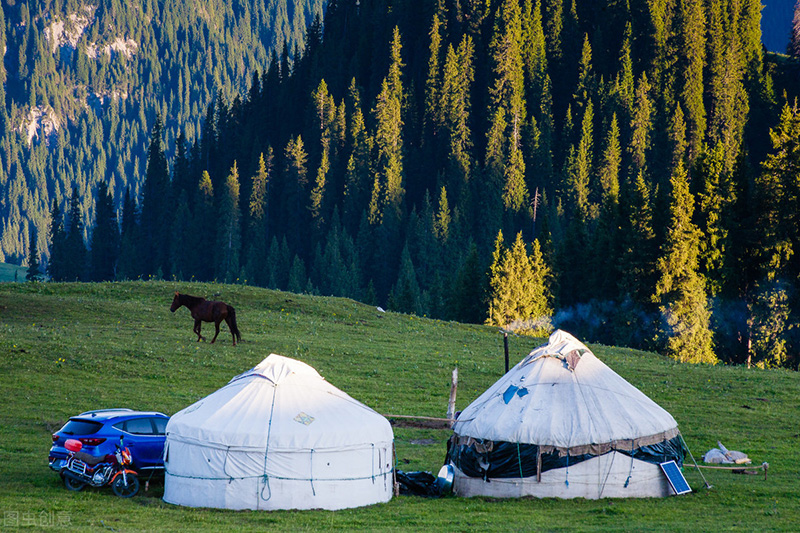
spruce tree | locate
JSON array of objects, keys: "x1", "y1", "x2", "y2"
[
  {"x1": 676, "y1": 0, "x2": 706, "y2": 163},
  {"x1": 245, "y1": 151, "x2": 272, "y2": 286},
  {"x1": 488, "y1": 0, "x2": 528, "y2": 213},
  {"x1": 628, "y1": 73, "x2": 653, "y2": 175},
  {"x1": 747, "y1": 281, "x2": 790, "y2": 368},
  {"x1": 26, "y1": 225, "x2": 42, "y2": 282},
  {"x1": 141, "y1": 115, "x2": 171, "y2": 276},
  {"x1": 619, "y1": 172, "x2": 657, "y2": 306},
  {"x1": 487, "y1": 231, "x2": 551, "y2": 330},
  {"x1": 64, "y1": 187, "x2": 88, "y2": 281},
  {"x1": 194, "y1": 171, "x2": 216, "y2": 281},
  {"x1": 287, "y1": 254, "x2": 308, "y2": 293},
  {"x1": 388, "y1": 244, "x2": 423, "y2": 315},
  {"x1": 46, "y1": 200, "x2": 67, "y2": 281},
  {"x1": 653, "y1": 161, "x2": 716, "y2": 364},
  {"x1": 448, "y1": 243, "x2": 486, "y2": 323},
  {"x1": 89, "y1": 180, "x2": 120, "y2": 282},
  {"x1": 755, "y1": 102, "x2": 800, "y2": 283},
  {"x1": 372, "y1": 32, "x2": 405, "y2": 224},
  {"x1": 790, "y1": 0, "x2": 800, "y2": 58},
  {"x1": 216, "y1": 162, "x2": 242, "y2": 283}
]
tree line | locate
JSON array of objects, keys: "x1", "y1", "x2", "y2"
[{"x1": 39, "y1": 0, "x2": 800, "y2": 369}]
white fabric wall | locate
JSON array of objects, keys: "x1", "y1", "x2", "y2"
[
  {"x1": 164, "y1": 438, "x2": 394, "y2": 510},
  {"x1": 452, "y1": 452, "x2": 672, "y2": 499}
]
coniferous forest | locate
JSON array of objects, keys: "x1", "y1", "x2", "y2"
[{"x1": 7, "y1": 0, "x2": 800, "y2": 369}]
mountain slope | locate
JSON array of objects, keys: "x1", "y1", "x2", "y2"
[{"x1": 0, "y1": 0, "x2": 323, "y2": 262}]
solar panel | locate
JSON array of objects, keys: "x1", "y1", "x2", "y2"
[{"x1": 660, "y1": 460, "x2": 692, "y2": 495}]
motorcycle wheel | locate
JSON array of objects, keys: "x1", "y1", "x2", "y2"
[
  {"x1": 111, "y1": 473, "x2": 139, "y2": 498},
  {"x1": 63, "y1": 474, "x2": 85, "y2": 492}
]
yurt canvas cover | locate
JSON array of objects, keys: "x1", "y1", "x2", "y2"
[
  {"x1": 164, "y1": 354, "x2": 394, "y2": 510},
  {"x1": 447, "y1": 330, "x2": 686, "y2": 499}
]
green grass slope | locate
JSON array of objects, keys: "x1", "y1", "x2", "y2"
[
  {"x1": 0, "y1": 281, "x2": 797, "y2": 531},
  {"x1": 0, "y1": 262, "x2": 27, "y2": 283}
]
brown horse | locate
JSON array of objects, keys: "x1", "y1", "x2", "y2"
[{"x1": 170, "y1": 292, "x2": 242, "y2": 345}]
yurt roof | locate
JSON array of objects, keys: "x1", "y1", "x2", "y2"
[
  {"x1": 452, "y1": 330, "x2": 679, "y2": 453},
  {"x1": 167, "y1": 354, "x2": 393, "y2": 451}
]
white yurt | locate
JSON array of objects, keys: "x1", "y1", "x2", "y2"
[
  {"x1": 163, "y1": 354, "x2": 394, "y2": 510},
  {"x1": 447, "y1": 330, "x2": 686, "y2": 499}
]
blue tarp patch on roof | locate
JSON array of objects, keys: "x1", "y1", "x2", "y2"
[{"x1": 503, "y1": 385, "x2": 519, "y2": 404}]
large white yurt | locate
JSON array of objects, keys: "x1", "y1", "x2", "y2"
[
  {"x1": 447, "y1": 330, "x2": 686, "y2": 499},
  {"x1": 163, "y1": 354, "x2": 394, "y2": 510}
]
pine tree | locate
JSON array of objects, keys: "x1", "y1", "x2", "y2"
[
  {"x1": 598, "y1": 114, "x2": 621, "y2": 205},
  {"x1": 343, "y1": 79, "x2": 373, "y2": 230},
  {"x1": 245, "y1": 151, "x2": 272, "y2": 286},
  {"x1": 216, "y1": 162, "x2": 242, "y2": 283},
  {"x1": 424, "y1": 14, "x2": 444, "y2": 144},
  {"x1": 441, "y1": 36, "x2": 475, "y2": 197},
  {"x1": 194, "y1": 171, "x2": 216, "y2": 281},
  {"x1": 117, "y1": 187, "x2": 142, "y2": 281},
  {"x1": 566, "y1": 100, "x2": 594, "y2": 217},
  {"x1": 168, "y1": 194, "x2": 193, "y2": 280},
  {"x1": 141, "y1": 115, "x2": 170, "y2": 276},
  {"x1": 487, "y1": 231, "x2": 551, "y2": 329},
  {"x1": 433, "y1": 186, "x2": 451, "y2": 243},
  {"x1": 628, "y1": 73, "x2": 653, "y2": 175},
  {"x1": 26, "y1": 225, "x2": 42, "y2": 282},
  {"x1": 487, "y1": 0, "x2": 527, "y2": 213},
  {"x1": 63, "y1": 187, "x2": 88, "y2": 281},
  {"x1": 283, "y1": 135, "x2": 309, "y2": 250},
  {"x1": 89, "y1": 180, "x2": 120, "y2": 282},
  {"x1": 790, "y1": 0, "x2": 800, "y2": 58},
  {"x1": 287, "y1": 254, "x2": 307, "y2": 293},
  {"x1": 574, "y1": 34, "x2": 594, "y2": 107},
  {"x1": 371, "y1": 75, "x2": 404, "y2": 223},
  {"x1": 619, "y1": 172, "x2": 657, "y2": 306},
  {"x1": 676, "y1": 0, "x2": 706, "y2": 163},
  {"x1": 747, "y1": 281, "x2": 790, "y2": 368},
  {"x1": 46, "y1": 200, "x2": 67, "y2": 281},
  {"x1": 755, "y1": 101, "x2": 800, "y2": 283},
  {"x1": 653, "y1": 161, "x2": 716, "y2": 364},
  {"x1": 449, "y1": 243, "x2": 486, "y2": 323},
  {"x1": 388, "y1": 244, "x2": 422, "y2": 315}
]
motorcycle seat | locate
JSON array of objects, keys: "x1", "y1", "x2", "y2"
[{"x1": 74, "y1": 451, "x2": 110, "y2": 466}]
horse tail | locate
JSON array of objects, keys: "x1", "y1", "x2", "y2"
[{"x1": 228, "y1": 305, "x2": 242, "y2": 342}]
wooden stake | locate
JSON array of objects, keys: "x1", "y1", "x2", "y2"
[{"x1": 504, "y1": 331, "x2": 509, "y2": 373}]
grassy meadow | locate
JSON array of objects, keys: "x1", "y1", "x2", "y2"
[{"x1": 0, "y1": 281, "x2": 797, "y2": 531}]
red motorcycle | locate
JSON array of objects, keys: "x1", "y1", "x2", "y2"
[{"x1": 60, "y1": 436, "x2": 139, "y2": 498}]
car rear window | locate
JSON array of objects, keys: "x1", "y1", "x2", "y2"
[{"x1": 61, "y1": 419, "x2": 103, "y2": 436}]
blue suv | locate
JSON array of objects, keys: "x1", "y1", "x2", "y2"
[{"x1": 49, "y1": 409, "x2": 169, "y2": 473}]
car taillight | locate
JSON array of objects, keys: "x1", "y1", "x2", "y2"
[
  {"x1": 52, "y1": 434, "x2": 58, "y2": 442},
  {"x1": 79, "y1": 438, "x2": 107, "y2": 446}
]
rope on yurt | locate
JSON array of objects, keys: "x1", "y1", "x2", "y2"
[
  {"x1": 679, "y1": 432, "x2": 713, "y2": 489},
  {"x1": 260, "y1": 391, "x2": 279, "y2": 502},
  {"x1": 309, "y1": 449, "x2": 316, "y2": 496},
  {"x1": 598, "y1": 450, "x2": 616, "y2": 498},
  {"x1": 517, "y1": 442, "x2": 524, "y2": 479},
  {"x1": 565, "y1": 450, "x2": 569, "y2": 487},
  {"x1": 371, "y1": 443, "x2": 376, "y2": 484},
  {"x1": 624, "y1": 441, "x2": 635, "y2": 488},
  {"x1": 222, "y1": 445, "x2": 233, "y2": 481}
]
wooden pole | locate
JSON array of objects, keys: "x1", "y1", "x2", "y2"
[
  {"x1": 446, "y1": 367, "x2": 458, "y2": 427},
  {"x1": 504, "y1": 331, "x2": 509, "y2": 373}
]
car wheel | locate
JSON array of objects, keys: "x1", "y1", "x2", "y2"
[{"x1": 112, "y1": 473, "x2": 139, "y2": 498}]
